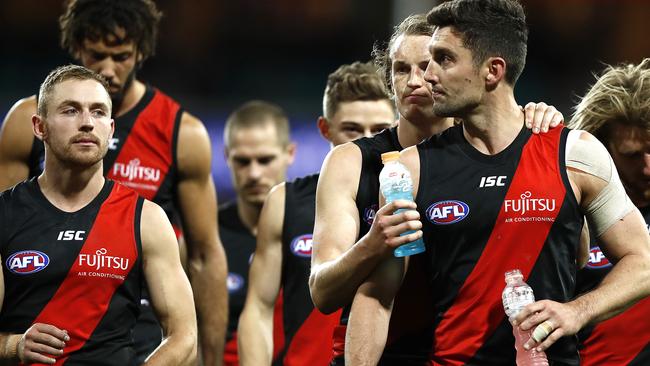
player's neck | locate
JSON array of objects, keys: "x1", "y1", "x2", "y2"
[
  {"x1": 236, "y1": 198, "x2": 261, "y2": 236},
  {"x1": 37, "y1": 160, "x2": 106, "y2": 212},
  {"x1": 115, "y1": 80, "x2": 146, "y2": 118},
  {"x1": 397, "y1": 115, "x2": 453, "y2": 148},
  {"x1": 461, "y1": 90, "x2": 523, "y2": 155}
]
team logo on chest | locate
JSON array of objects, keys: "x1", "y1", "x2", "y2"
[
  {"x1": 77, "y1": 248, "x2": 131, "y2": 281},
  {"x1": 426, "y1": 200, "x2": 470, "y2": 225},
  {"x1": 111, "y1": 158, "x2": 162, "y2": 192},
  {"x1": 227, "y1": 273, "x2": 245, "y2": 293},
  {"x1": 6, "y1": 250, "x2": 50, "y2": 275},
  {"x1": 290, "y1": 234, "x2": 313, "y2": 258},
  {"x1": 363, "y1": 204, "x2": 378, "y2": 226},
  {"x1": 586, "y1": 246, "x2": 612, "y2": 269}
]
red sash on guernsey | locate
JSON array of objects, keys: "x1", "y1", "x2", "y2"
[
  {"x1": 107, "y1": 89, "x2": 179, "y2": 200},
  {"x1": 432, "y1": 127, "x2": 566, "y2": 365},
  {"x1": 580, "y1": 297, "x2": 650, "y2": 366},
  {"x1": 284, "y1": 308, "x2": 341, "y2": 366},
  {"x1": 24, "y1": 184, "x2": 140, "y2": 366}
]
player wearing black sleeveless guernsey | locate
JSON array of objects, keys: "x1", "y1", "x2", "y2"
[
  {"x1": 238, "y1": 62, "x2": 394, "y2": 365},
  {"x1": 0, "y1": 1, "x2": 227, "y2": 363},
  {"x1": 348, "y1": 1, "x2": 650, "y2": 365},
  {"x1": 309, "y1": 14, "x2": 563, "y2": 366},
  {"x1": 570, "y1": 59, "x2": 650, "y2": 366},
  {"x1": 0, "y1": 65, "x2": 195, "y2": 365},
  {"x1": 220, "y1": 101, "x2": 295, "y2": 366}
]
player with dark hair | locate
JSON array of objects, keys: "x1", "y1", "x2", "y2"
[{"x1": 346, "y1": 1, "x2": 650, "y2": 364}]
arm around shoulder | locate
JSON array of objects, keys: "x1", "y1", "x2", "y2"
[{"x1": 141, "y1": 200, "x2": 197, "y2": 365}]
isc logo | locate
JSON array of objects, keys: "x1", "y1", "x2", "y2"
[
  {"x1": 479, "y1": 176, "x2": 507, "y2": 188},
  {"x1": 290, "y1": 234, "x2": 313, "y2": 258},
  {"x1": 57, "y1": 230, "x2": 85, "y2": 241},
  {"x1": 426, "y1": 200, "x2": 470, "y2": 225},
  {"x1": 6, "y1": 250, "x2": 50, "y2": 275},
  {"x1": 586, "y1": 246, "x2": 612, "y2": 269}
]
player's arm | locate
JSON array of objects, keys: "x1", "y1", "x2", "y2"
[
  {"x1": 175, "y1": 112, "x2": 228, "y2": 366},
  {"x1": 344, "y1": 146, "x2": 422, "y2": 364},
  {"x1": 515, "y1": 131, "x2": 650, "y2": 351},
  {"x1": 238, "y1": 183, "x2": 285, "y2": 366},
  {"x1": 0, "y1": 97, "x2": 37, "y2": 191},
  {"x1": 309, "y1": 143, "x2": 421, "y2": 313},
  {"x1": 141, "y1": 200, "x2": 197, "y2": 365}
]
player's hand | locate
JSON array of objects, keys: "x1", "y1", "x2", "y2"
[
  {"x1": 522, "y1": 102, "x2": 564, "y2": 134},
  {"x1": 511, "y1": 299, "x2": 585, "y2": 352},
  {"x1": 366, "y1": 199, "x2": 422, "y2": 255},
  {"x1": 18, "y1": 323, "x2": 69, "y2": 364}
]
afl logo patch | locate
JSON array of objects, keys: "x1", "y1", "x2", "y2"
[
  {"x1": 227, "y1": 273, "x2": 245, "y2": 293},
  {"x1": 290, "y1": 234, "x2": 313, "y2": 258},
  {"x1": 6, "y1": 250, "x2": 50, "y2": 275},
  {"x1": 363, "y1": 204, "x2": 378, "y2": 225},
  {"x1": 426, "y1": 200, "x2": 469, "y2": 225},
  {"x1": 586, "y1": 246, "x2": 612, "y2": 269}
]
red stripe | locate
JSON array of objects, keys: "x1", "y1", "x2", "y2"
[
  {"x1": 26, "y1": 184, "x2": 138, "y2": 365},
  {"x1": 433, "y1": 128, "x2": 566, "y2": 365},
  {"x1": 580, "y1": 296, "x2": 650, "y2": 365},
  {"x1": 106, "y1": 90, "x2": 178, "y2": 199},
  {"x1": 284, "y1": 308, "x2": 341, "y2": 366}
]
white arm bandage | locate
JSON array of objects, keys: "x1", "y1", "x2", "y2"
[{"x1": 566, "y1": 130, "x2": 636, "y2": 237}]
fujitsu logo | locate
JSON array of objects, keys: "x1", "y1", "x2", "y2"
[
  {"x1": 112, "y1": 158, "x2": 160, "y2": 182},
  {"x1": 78, "y1": 248, "x2": 129, "y2": 271},
  {"x1": 504, "y1": 191, "x2": 556, "y2": 216}
]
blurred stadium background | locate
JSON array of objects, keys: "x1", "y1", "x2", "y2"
[{"x1": 1, "y1": 0, "x2": 648, "y2": 201}]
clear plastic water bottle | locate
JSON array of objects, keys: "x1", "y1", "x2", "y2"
[
  {"x1": 378, "y1": 151, "x2": 425, "y2": 257},
  {"x1": 502, "y1": 269, "x2": 549, "y2": 366}
]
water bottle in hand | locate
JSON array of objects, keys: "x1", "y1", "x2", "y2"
[
  {"x1": 502, "y1": 269, "x2": 549, "y2": 366},
  {"x1": 378, "y1": 151, "x2": 425, "y2": 257}
]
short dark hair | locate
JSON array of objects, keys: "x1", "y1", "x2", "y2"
[
  {"x1": 569, "y1": 58, "x2": 650, "y2": 144},
  {"x1": 372, "y1": 13, "x2": 435, "y2": 97},
  {"x1": 224, "y1": 101, "x2": 291, "y2": 148},
  {"x1": 38, "y1": 64, "x2": 110, "y2": 117},
  {"x1": 323, "y1": 61, "x2": 393, "y2": 119},
  {"x1": 59, "y1": 0, "x2": 162, "y2": 61},
  {"x1": 427, "y1": 0, "x2": 528, "y2": 85}
]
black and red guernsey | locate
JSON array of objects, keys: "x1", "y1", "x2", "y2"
[
  {"x1": 0, "y1": 178, "x2": 143, "y2": 365},
  {"x1": 576, "y1": 206, "x2": 650, "y2": 366},
  {"x1": 29, "y1": 85, "x2": 182, "y2": 219},
  {"x1": 280, "y1": 173, "x2": 341, "y2": 365},
  {"x1": 27, "y1": 85, "x2": 182, "y2": 360},
  {"x1": 219, "y1": 201, "x2": 284, "y2": 366},
  {"x1": 327, "y1": 127, "x2": 435, "y2": 366},
  {"x1": 416, "y1": 124, "x2": 583, "y2": 365}
]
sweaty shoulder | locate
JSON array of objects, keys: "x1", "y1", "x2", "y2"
[{"x1": 177, "y1": 111, "x2": 211, "y2": 178}]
